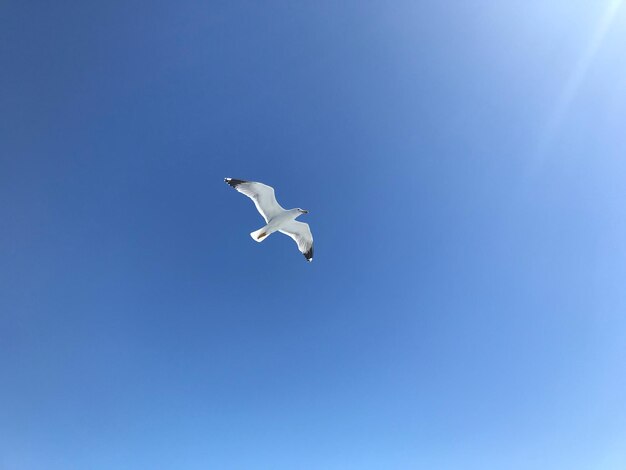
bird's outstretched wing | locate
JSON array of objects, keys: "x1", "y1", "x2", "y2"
[
  {"x1": 224, "y1": 178, "x2": 284, "y2": 223},
  {"x1": 279, "y1": 220, "x2": 314, "y2": 262}
]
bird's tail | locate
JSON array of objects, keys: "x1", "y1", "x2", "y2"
[{"x1": 250, "y1": 227, "x2": 271, "y2": 242}]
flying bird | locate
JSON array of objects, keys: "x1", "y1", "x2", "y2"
[{"x1": 224, "y1": 178, "x2": 314, "y2": 262}]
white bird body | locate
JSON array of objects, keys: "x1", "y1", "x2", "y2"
[
  {"x1": 250, "y1": 208, "x2": 301, "y2": 242},
  {"x1": 224, "y1": 178, "x2": 314, "y2": 262}
]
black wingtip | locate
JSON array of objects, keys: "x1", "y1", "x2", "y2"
[
  {"x1": 304, "y1": 247, "x2": 313, "y2": 262},
  {"x1": 224, "y1": 178, "x2": 247, "y2": 188}
]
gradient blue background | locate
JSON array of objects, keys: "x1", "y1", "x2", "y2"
[{"x1": 2, "y1": 1, "x2": 626, "y2": 469}]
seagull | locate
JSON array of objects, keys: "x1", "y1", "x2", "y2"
[{"x1": 224, "y1": 178, "x2": 314, "y2": 262}]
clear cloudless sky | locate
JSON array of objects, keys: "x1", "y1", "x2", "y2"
[{"x1": 2, "y1": 1, "x2": 626, "y2": 469}]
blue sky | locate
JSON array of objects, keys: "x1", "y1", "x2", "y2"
[{"x1": 2, "y1": 1, "x2": 626, "y2": 469}]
